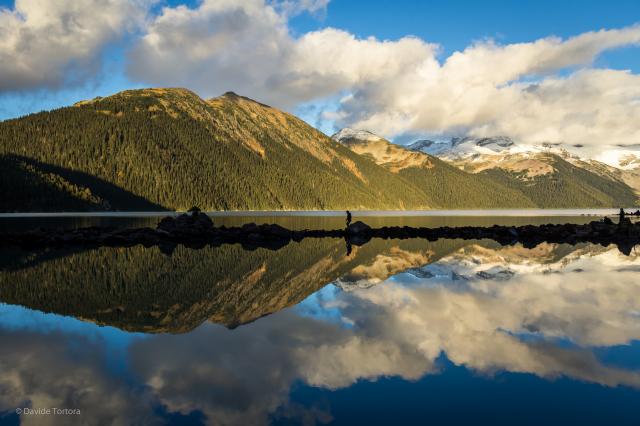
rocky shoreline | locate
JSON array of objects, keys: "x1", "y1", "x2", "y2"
[{"x1": 1, "y1": 210, "x2": 640, "y2": 255}]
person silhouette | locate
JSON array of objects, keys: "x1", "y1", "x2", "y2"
[
  {"x1": 619, "y1": 207, "x2": 626, "y2": 222},
  {"x1": 346, "y1": 210, "x2": 352, "y2": 227}
]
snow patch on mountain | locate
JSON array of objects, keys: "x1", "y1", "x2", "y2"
[
  {"x1": 331, "y1": 127, "x2": 640, "y2": 171},
  {"x1": 332, "y1": 128, "x2": 384, "y2": 143},
  {"x1": 407, "y1": 136, "x2": 640, "y2": 170}
]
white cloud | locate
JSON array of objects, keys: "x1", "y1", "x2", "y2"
[
  {"x1": 128, "y1": 0, "x2": 640, "y2": 148},
  {"x1": 335, "y1": 27, "x2": 640, "y2": 145},
  {"x1": 0, "y1": 330, "x2": 158, "y2": 426},
  {"x1": 2, "y1": 0, "x2": 639, "y2": 148},
  {"x1": 127, "y1": 0, "x2": 438, "y2": 107},
  {"x1": 0, "y1": 0, "x2": 152, "y2": 92}
]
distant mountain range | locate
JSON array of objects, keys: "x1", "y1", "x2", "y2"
[
  {"x1": 405, "y1": 135, "x2": 640, "y2": 194},
  {"x1": 0, "y1": 88, "x2": 638, "y2": 211},
  {"x1": 333, "y1": 130, "x2": 640, "y2": 208}
]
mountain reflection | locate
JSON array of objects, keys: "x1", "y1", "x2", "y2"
[
  {"x1": 1, "y1": 240, "x2": 639, "y2": 425},
  {"x1": 0, "y1": 238, "x2": 466, "y2": 332}
]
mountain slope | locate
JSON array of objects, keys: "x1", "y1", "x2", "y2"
[
  {"x1": 0, "y1": 89, "x2": 430, "y2": 211},
  {"x1": 332, "y1": 129, "x2": 535, "y2": 208},
  {"x1": 479, "y1": 154, "x2": 639, "y2": 208},
  {"x1": 407, "y1": 135, "x2": 640, "y2": 207}
]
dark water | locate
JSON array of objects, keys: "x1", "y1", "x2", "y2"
[{"x1": 1, "y1": 215, "x2": 639, "y2": 425}]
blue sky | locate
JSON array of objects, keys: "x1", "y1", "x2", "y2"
[
  {"x1": 292, "y1": 0, "x2": 640, "y2": 65},
  {"x1": 1, "y1": 0, "x2": 639, "y2": 148}
]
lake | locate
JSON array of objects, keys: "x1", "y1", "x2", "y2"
[{"x1": 1, "y1": 213, "x2": 639, "y2": 425}]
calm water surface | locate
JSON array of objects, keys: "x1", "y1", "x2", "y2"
[
  {"x1": 0, "y1": 209, "x2": 623, "y2": 232},
  {"x1": 0, "y1": 214, "x2": 639, "y2": 425}
]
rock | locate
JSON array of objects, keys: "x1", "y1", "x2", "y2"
[
  {"x1": 241, "y1": 223, "x2": 259, "y2": 232},
  {"x1": 348, "y1": 234, "x2": 372, "y2": 246},
  {"x1": 156, "y1": 216, "x2": 176, "y2": 232},
  {"x1": 157, "y1": 212, "x2": 213, "y2": 234},
  {"x1": 263, "y1": 224, "x2": 291, "y2": 238},
  {"x1": 2, "y1": 215, "x2": 640, "y2": 256},
  {"x1": 193, "y1": 212, "x2": 213, "y2": 230},
  {"x1": 347, "y1": 221, "x2": 371, "y2": 235}
]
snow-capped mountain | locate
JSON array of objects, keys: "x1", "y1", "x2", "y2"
[
  {"x1": 332, "y1": 128, "x2": 384, "y2": 143},
  {"x1": 407, "y1": 136, "x2": 517, "y2": 158},
  {"x1": 331, "y1": 127, "x2": 640, "y2": 200},
  {"x1": 406, "y1": 135, "x2": 640, "y2": 171},
  {"x1": 332, "y1": 128, "x2": 434, "y2": 172}
]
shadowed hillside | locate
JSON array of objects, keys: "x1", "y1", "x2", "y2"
[{"x1": 0, "y1": 154, "x2": 164, "y2": 212}]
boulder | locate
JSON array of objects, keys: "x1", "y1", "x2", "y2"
[
  {"x1": 156, "y1": 212, "x2": 213, "y2": 234},
  {"x1": 347, "y1": 221, "x2": 371, "y2": 235}
]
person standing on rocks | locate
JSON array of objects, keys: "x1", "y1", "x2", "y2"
[{"x1": 346, "y1": 210, "x2": 352, "y2": 228}]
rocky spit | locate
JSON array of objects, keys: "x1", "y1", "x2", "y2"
[{"x1": 1, "y1": 211, "x2": 640, "y2": 255}]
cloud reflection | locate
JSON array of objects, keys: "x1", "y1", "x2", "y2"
[
  {"x1": 1, "y1": 242, "x2": 640, "y2": 425},
  {"x1": 127, "y1": 243, "x2": 640, "y2": 424}
]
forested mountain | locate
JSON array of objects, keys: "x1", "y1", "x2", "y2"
[
  {"x1": 0, "y1": 238, "x2": 467, "y2": 332},
  {"x1": 478, "y1": 154, "x2": 639, "y2": 208},
  {"x1": 0, "y1": 238, "x2": 610, "y2": 332},
  {"x1": 1, "y1": 88, "x2": 637, "y2": 212},
  {"x1": 332, "y1": 131, "x2": 534, "y2": 208},
  {"x1": 334, "y1": 129, "x2": 639, "y2": 208},
  {"x1": 0, "y1": 89, "x2": 429, "y2": 211}
]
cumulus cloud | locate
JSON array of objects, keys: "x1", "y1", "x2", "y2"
[
  {"x1": 1, "y1": 1, "x2": 639, "y2": 147},
  {"x1": 321, "y1": 27, "x2": 640, "y2": 146},
  {"x1": 127, "y1": 0, "x2": 439, "y2": 107},
  {"x1": 0, "y1": 0, "x2": 152, "y2": 92},
  {"x1": 0, "y1": 330, "x2": 158, "y2": 426},
  {"x1": 127, "y1": 0, "x2": 640, "y2": 147}
]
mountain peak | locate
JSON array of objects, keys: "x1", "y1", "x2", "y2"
[
  {"x1": 114, "y1": 87, "x2": 199, "y2": 100},
  {"x1": 331, "y1": 128, "x2": 385, "y2": 144},
  {"x1": 73, "y1": 87, "x2": 203, "y2": 108},
  {"x1": 407, "y1": 139, "x2": 437, "y2": 151},
  {"x1": 212, "y1": 91, "x2": 273, "y2": 110},
  {"x1": 407, "y1": 135, "x2": 518, "y2": 158},
  {"x1": 451, "y1": 136, "x2": 515, "y2": 149}
]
